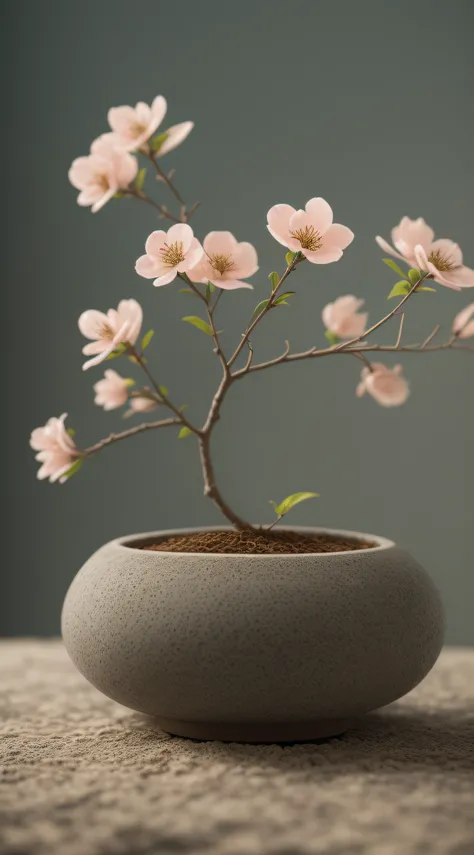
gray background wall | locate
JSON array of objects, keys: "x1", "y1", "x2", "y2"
[{"x1": 2, "y1": 0, "x2": 473, "y2": 642}]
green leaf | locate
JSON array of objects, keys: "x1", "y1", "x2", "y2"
[
  {"x1": 141, "y1": 329, "x2": 154, "y2": 351},
  {"x1": 252, "y1": 299, "x2": 270, "y2": 318},
  {"x1": 178, "y1": 288, "x2": 200, "y2": 297},
  {"x1": 274, "y1": 291, "x2": 295, "y2": 306},
  {"x1": 178, "y1": 426, "x2": 193, "y2": 439},
  {"x1": 134, "y1": 168, "x2": 146, "y2": 193},
  {"x1": 407, "y1": 268, "x2": 421, "y2": 285},
  {"x1": 270, "y1": 492, "x2": 319, "y2": 517},
  {"x1": 416, "y1": 285, "x2": 436, "y2": 293},
  {"x1": 124, "y1": 378, "x2": 135, "y2": 388},
  {"x1": 63, "y1": 458, "x2": 84, "y2": 480},
  {"x1": 105, "y1": 343, "x2": 128, "y2": 359},
  {"x1": 285, "y1": 251, "x2": 297, "y2": 265},
  {"x1": 268, "y1": 272, "x2": 280, "y2": 291},
  {"x1": 113, "y1": 191, "x2": 126, "y2": 200},
  {"x1": 67, "y1": 427, "x2": 75, "y2": 438},
  {"x1": 182, "y1": 316, "x2": 214, "y2": 336},
  {"x1": 158, "y1": 385, "x2": 169, "y2": 397},
  {"x1": 325, "y1": 330, "x2": 341, "y2": 346},
  {"x1": 150, "y1": 131, "x2": 169, "y2": 153},
  {"x1": 387, "y1": 280, "x2": 410, "y2": 299},
  {"x1": 382, "y1": 258, "x2": 407, "y2": 278},
  {"x1": 205, "y1": 281, "x2": 216, "y2": 303}
]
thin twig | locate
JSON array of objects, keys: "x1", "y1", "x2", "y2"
[
  {"x1": 395, "y1": 313, "x2": 405, "y2": 348},
  {"x1": 129, "y1": 346, "x2": 199, "y2": 434},
  {"x1": 421, "y1": 324, "x2": 441, "y2": 349},
  {"x1": 83, "y1": 418, "x2": 181, "y2": 456},
  {"x1": 125, "y1": 188, "x2": 181, "y2": 223}
]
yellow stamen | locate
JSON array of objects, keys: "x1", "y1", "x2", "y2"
[
  {"x1": 289, "y1": 225, "x2": 322, "y2": 252},
  {"x1": 209, "y1": 253, "x2": 236, "y2": 276},
  {"x1": 428, "y1": 249, "x2": 458, "y2": 273},
  {"x1": 160, "y1": 241, "x2": 185, "y2": 268}
]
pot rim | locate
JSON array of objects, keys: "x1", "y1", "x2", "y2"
[{"x1": 110, "y1": 526, "x2": 396, "y2": 558}]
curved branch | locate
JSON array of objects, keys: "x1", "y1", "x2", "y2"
[{"x1": 83, "y1": 418, "x2": 181, "y2": 457}]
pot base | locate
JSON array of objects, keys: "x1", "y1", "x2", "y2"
[{"x1": 155, "y1": 716, "x2": 356, "y2": 743}]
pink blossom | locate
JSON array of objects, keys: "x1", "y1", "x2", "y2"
[
  {"x1": 135, "y1": 224, "x2": 203, "y2": 287},
  {"x1": 322, "y1": 295, "x2": 368, "y2": 339},
  {"x1": 108, "y1": 96, "x2": 168, "y2": 152},
  {"x1": 94, "y1": 370, "x2": 131, "y2": 410},
  {"x1": 189, "y1": 231, "x2": 258, "y2": 290},
  {"x1": 78, "y1": 299, "x2": 143, "y2": 370},
  {"x1": 156, "y1": 122, "x2": 194, "y2": 157},
  {"x1": 129, "y1": 396, "x2": 158, "y2": 413},
  {"x1": 356, "y1": 363, "x2": 409, "y2": 407},
  {"x1": 453, "y1": 303, "x2": 474, "y2": 339},
  {"x1": 266, "y1": 197, "x2": 354, "y2": 264},
  {"x1": 30, "y1": 414, "x2": 79, "y2": 483},
  {"x1": 68, "y1": 135, "x2": 137, "y2": 213},
  {"x1": 376, "y1": 217, "x2": 474, "y2": 290}
]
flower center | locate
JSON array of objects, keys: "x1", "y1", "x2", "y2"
[
  {"x1": 427, "y1": 249, "x2": 458, "y2": 273},
  {"x1": 160, "y1": 241, "x2": 185, "y2": 268},
  {"x1": 129, "y1": 121, "x2": 148, "y2": 139},
  {"x1": 289, "y1": 225, "x2": 322, "y2": 252},
  {"x1": 98, "y1": 322, "x2": 115, "y2": 340},
  {"x1": 209, "y1": 253, "x2": 236, "y2": 276}
]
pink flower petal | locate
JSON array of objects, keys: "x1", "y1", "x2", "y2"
[
  {"x1": 430, "y1": 239, "x2": 463, "y2": 268},
  {"x1": 82, "y1": 342, "x2": 117, "y2": 371},
  {"x1": 150, "y1": 95, "x2": 167, "y2": 126},
  {"x1": 230, "y1": 242, "x2": 259, "y2": 278},
  {"x1": 166, "y1": 223, "x2": 194, "y2": 252},
  {"x1": 209, "y1": 278, "x2": 254, "y2": 291},
  {"x1": 153, "y1": 269, "x2": 178, "y2": 288},
  {"x1": 180, "y1": 237, "x2": 204, "y2": 271},
  {"x1": 453, "y1": 303, "x2": 474, "y2": 337},
  {"x1": 203, "y1": 231, "x2": 238, "y2": 257},
  {"x1": 322, "y1": 223, "x2": 354, "y2": 251},
  {"x1": 78, "y1": 310, "x2": 109, "y2": 339},
  {"x1": 375, "y1": 235, "x2": 406, "y2": 261},
  {"x1": 145, "y1": 230, "x2": 168, "y2": 257},
  {"x1": 393, "y1": 217, "x2": 434, "y2": 255},
  {"x1": 305, "y1": 197, "x2": 333, "y2": 234},
  {"x1": 303, "y1": 248, "x2": 343, "y2": 264},
  {"x1": 158, "y1": 122, "x2": 194, "y2": 156},
  {"x1": 438, "y1": 266, "x2": 474, "y2": 290},
  {"x1": 266, "y1": 204, "x2": 295, "y2": 246},
  {"x1": 135, "y1": 254, "x2": 162, "y2": 278}
]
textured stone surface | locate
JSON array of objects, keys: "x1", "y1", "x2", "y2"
[
  {"x1": 1, "y1": 640, "x2": 473, "y2": 855},
  {"x1": 61, "y1": 527, "x2": 445, "y2": 729}
]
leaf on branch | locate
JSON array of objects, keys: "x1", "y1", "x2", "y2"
[
  {"x1": 134, "y1": 168, "x2": 146, "y2": 193},
  {"x1": 382, "y1": 258, "x2": 407, "y2": 278},
  {"x1": 178, "y1": 404, "x2": 189, "y2": 412},
  {"x1": 159, "y1": 385, "x2": 169, "y2": 397},
  {"x1": 105, "y1": 343, "x2": 128, "y2": 360},
  {"x1": 269, "y1": 491, "x2": 319, "y2": 517},
  {"x1": 178, "y1": 426, "x2": 193, "y2": 439},
  {"x1": 285, "y1": 251, "x2": 297, "y2": 265},
  {"x1": 141, "y1": 329, "x2": 155, "y2": 351},
  {"x1": 150, "y1": 131, "x2": 169, "y2": 153},
  {"x1": 67, "y1": 427, "x2": 75, "y2": 437},
  {"x1": 128, "y1": 354, "x2": 145, "y2": 365},
  {"x1": 63, "y1": 458, "x2": 84, "y2": 480},
  {"x1": 325, "y1": 330, "x2": 341, "y2": 345},
  {"x1": 205, "y1": 281, "x2": 216, "y2": 303},
  {"x1": 387, "y1": 280, "x2": 410, "y2": 299},
  {"x1": 408, "y1": 268, "x2": 421, "y2": 285},
  {"x1": 252, "y1": 299, "x2": 270, "y2": 318},
  {"x1": 113, "y1": 191, "x2": 126, "y2": 200},
  {"x1": 124, "y1": 378, "x2": 135, "y2": 388},
  {"x1": 274, "y1": 291, "x2": 295, "y2": 306},
  {"x1": 268, "y1": 272, "x2": 280, "y2": 291},
  {"x1": 415, "y1": 286, "x2": 437, "y2": 293},
  {"x1": 178, "y1": 288, "x2": 200, "y2": 297},
  {"x1": 182, "y1": 316, "x2": 214, "y2": 335}
]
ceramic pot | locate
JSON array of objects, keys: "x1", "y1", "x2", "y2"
[{"x1": 61, "y1": 526, "x2": 444, "y2": 743}]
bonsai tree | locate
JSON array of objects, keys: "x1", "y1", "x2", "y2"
[{"x1": 30, "y1": 93, "x2": 474, "y2": 533}]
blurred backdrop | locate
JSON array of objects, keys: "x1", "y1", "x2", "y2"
[{"x1": 3, "y1": 0, "x2": 473, "y2": 641}]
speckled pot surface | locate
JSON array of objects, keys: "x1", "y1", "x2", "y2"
[{"x1": 61, "y1": 526, "x2": 444, "y2": 742}]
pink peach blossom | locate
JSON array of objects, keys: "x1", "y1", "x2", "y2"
[
  {"x1": 68, "y1": 135, "x2": 137, "y2": 213},
  {"x1": 376, "y1": 217, "x2": 474, "y2": 290},
  {"x1": 108, "y1": 96, "x2": 168, "y2": 152},
  {"x1": 356, "y1": 363, "x2": 409, "y2": 407},
  {"x1": 93, "y1": 370, "x2": 130, "y2": 410},
  {"x1": 189, "y1": 231, "x2": 258, "y2": 290},
  {"x1": 129, "y1": 395, "x2": 158, "y2": 413},
  {"x1": 452, "y1": 303, "x2": 474, "y2": 339},
  {"x1": 78, "y1": 299, "x2": 143, "y2": 370},
  {"x1": 156, "y1": 122, "x2": 194, "y2": 157},
  {"x1": 30, "y1": 414, "x2": 79, "y2": 483},
  {"x1": 135, "y1": 224, "x2": 203, "y2": 288},
  {"x1": 322, "y1": 295, "x2": 368, "y2": 339},
  {"x1": 267, "y1": 197, "x2": 354, "y2": 264}
]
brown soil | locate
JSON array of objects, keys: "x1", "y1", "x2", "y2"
[{"x1": 141, "y1": 530, "x2": 376, "y2": 555}]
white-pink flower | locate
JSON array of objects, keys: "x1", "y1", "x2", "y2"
[
  {"x1": 376, "y1": 217, "x2": 474, "y2": 291},
  {"x1": 189, "y1": 231, "x2": 258, "y2": 290},
  {"x1": 78, "y1": 299, "x2": 143, "y2": 370},
  {"x1": 94, "y1": 370, "x2": 131, "y2": 410},
  {"x1": 356, "y1": 363, "x2": 409, "y2": 407},
  {"x1": 267, "y1": 197, "x2": 354, "y2": 264},
  {"x1": 30, "y1": 414, "x2": 79, "y2": 483},
  {"x1": 129, "y1": 395, "x2": 158, "y2": 413},
  {"x1": 107, "y1": 96, "x2": 193, "y2": 155},
  {"x1": 322, "y1": 295, "x2": 368, "y2": 339},
  {"x1": 453, "y1": 303, "x2": 474, "y2": 339},
  {"x1": 68, "y1": 135, "x2": 137, "y2": 213},
  {"x1": 135, "y1": 224, "x2": 203, "y2": 288}
]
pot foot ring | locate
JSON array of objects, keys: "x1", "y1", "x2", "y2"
[{"x1": 155, "y1": 716, "x2": 355, "y2": 743}]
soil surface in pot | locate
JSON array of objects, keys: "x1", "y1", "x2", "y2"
[{"x1": 141, "y1": 530, "x2": 376, "y2": 554}]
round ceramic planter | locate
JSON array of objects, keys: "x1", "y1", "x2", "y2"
[{"x1": 61, "y1": 526, "x2": 444, "y2": 743}]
